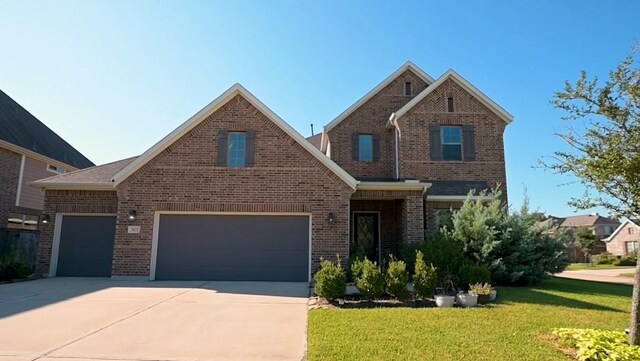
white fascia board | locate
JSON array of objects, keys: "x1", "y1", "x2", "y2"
[
  {"x1": 426, "y1": 194, "x2": 494, "y2": 202},
  {"x1": 322, "y1": 61, "x2": 435, "y2": 152},
  {"x1": 393, "y1": 69, "x2": 514, "y2": 124},
  {"x1": 356, "y1": 181, "x2": 431, "y2": 192},
  {"x1": 603, "y1": 219, "x2": 638, "y2": 242},
  {"x1": 111, "y1": 84, "x2": 357, "y2": 190}
]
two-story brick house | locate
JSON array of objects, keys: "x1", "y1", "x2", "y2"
[{"x1": 33, "y1": 62, "x2": 512, "y2": 282}]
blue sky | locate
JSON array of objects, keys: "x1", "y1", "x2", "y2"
[{"x1": 0, "y1": 1, "x2": 638, "y2": 217}]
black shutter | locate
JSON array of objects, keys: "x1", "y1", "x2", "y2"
[
  {"x1": 217, "y1": 130, "x2": 228, "y2": 166},
  {"x1": 352, "y1": 133, "x2": 359, "y2": 161},
  {"x1": 429, "y1": 125, "x2": 442, "y2": 161},
  {"x1": 462, "y1": 125, "x2": 476, "y2": 161},
  {"x1": 245, "y1": 130, "x2": 255, "y2": 167},
  {"x1": 372, "y1": 134, "x2": 380, "y2": 162}
]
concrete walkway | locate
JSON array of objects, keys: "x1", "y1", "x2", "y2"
[
  {"x1": 0, "y1": 278, "x2": 309, "y2": 361},
  {"x1": 556, "y1": 268, "x2": 636, "y2": 285}
]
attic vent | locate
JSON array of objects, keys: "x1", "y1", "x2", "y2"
[
  {"x1": 404, "y1": 82, "x2": 412, "y2": 96},
  {"x1": 447, "y1": 97, "x2": 454, "y2": 112}
]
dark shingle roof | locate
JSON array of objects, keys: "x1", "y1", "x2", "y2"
[
  {"x1": 426, "y1": 180, "x2": 490, "y2": 196},
  {"x1": 0, "y1": 89, "x2": 94, "y2": 169}
]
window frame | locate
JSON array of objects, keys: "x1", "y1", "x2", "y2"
[
  {"x1": 47, "y1": 164, "x2": 66, "y2": 174},
  {"x1": 227, "y1": 131, "x2": 247, "y2": 167},
  {"x1": 358, "y1": 134, "x2": 374, "y2": 162},
  {"x1": 625, "y1": 241, "x2": 638, "y2": 254},
  {"x1": 440, "y1": 126, "x2": 463, "y2": 161}
]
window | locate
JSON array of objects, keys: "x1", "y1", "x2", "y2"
[
  {"x1": 447, "y1": 97, "x2": 454, "y2": 112},
  {"x1": 626, "y1": 241, "x2": 638, "y2": 255},
  {"x1": 227, "y1": 132, "x2": 246, "y2": 167},
  {"x1": 629, "y1": 227, "x2": 634, "y2": 235},
  {"x1": 358, "y1": 134, "x2": 373, "y2": 162},
  {"x1": 404, "y1": 82, "x2": 412, "y2": 96},
  {"x1": 47, "y1": 164, "x2": 65, "y2": 174},
  {"x1": 7, "y1": 213, "x2": 38, "y2": 231},
  {"x1": 441, "y1": 126, "x2": 462, "y2": 161}
]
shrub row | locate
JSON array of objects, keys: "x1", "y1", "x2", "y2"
[{"x1": 593, "y1": 252, "x2": 637, "y2": 266}]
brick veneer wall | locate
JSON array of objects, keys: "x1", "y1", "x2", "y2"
[
  {"x1": 606, "y1": 223, "x2": 640, "y2": 256},
  {"x1": 0, "y1": 147, "x2": 22, "y2": 226},
  {"x1": 397, "y1": 78, "x2": 508, "y2": 199},
  {"x1": 425, "y1": 201, "x2": 464, "y2": 235},
  {"x1": 112, "y1": 94, "x2": 354, "y2": 277},
  {"x1": 327, "y1": 70, "x2": 429, "y2": 179},
  {"x1": 36, "y1": 190, "x2": 118, "y2": 275}
]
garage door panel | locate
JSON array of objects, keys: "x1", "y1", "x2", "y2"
[
  {"x1": 155, "y1": 214, "x2": 309, "y2": 281},
  {"x1": 56, "y1": 216, "x2": 116, "y2": 277}
]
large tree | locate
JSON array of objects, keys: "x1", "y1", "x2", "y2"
[
  {"x1": 544, "y1": 45, "x2": 640, "y2": 344},
  {"x1": 574, "y1": 226, "x2": 598, "y2": 260}
]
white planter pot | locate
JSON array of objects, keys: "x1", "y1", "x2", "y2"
[
  {"x1": 490, "y1": 290, "x2": 497, "y2": 301},
  {"x1": 435, "y1": 295, "x2": 455, "y2": 308},
  {"x1": 457, "y1": 293, "x2": 478, "y2": 307}
]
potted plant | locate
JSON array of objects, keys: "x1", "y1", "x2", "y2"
[
  {"x1": 469, "y1": 282, "x2": 494, "y2": 305},
  {"x1": 435, "y1": 276, "x2": 456, "y2": 308},
  {"x1": 456, "y1": 291, "x2": 478, "y2": 307},
  {"x1": 490, "y1": 288, "x2": 498, "y2": 302}
]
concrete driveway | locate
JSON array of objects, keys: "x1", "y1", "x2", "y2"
[
  {"x1": 556, "y1": 268, "x2": 636, "y2": 285},
  {"x1": 0, "y1": 278, "x2": 309, "y2": 361}
]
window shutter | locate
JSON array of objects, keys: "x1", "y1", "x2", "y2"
[
  {"x1": 245, "y1": 130, "x2": 256, "y2": 167},
  {"x1": 372, "y1": 134, "x2": 380, "y2": 162},
  {"x1": 429, "y1": 125, "x2": 442, "y2": 161},
  {"x1": 352, "y1": 133, "x2": 359, "y2": 161},
  {"x1": 217, "y1": 130, "x2": 228, "y2": 166},
  {"x1": 462, "y1": 125, "x2": 476, "y2": 161}
]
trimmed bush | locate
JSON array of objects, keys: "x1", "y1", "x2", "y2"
[
  {"x1": 459, "y1": 261, "x2": 492, "y2": 288},
  {"x1": 351, "y1": 258, "x2": 385, "y2": 300},
  {"x1": 413, "y1": 251, "x2": 437, "y2": 299},
  {"x1": 618, "y1": 257, "x2": 637, "y2": 266},
  {"x1": 314, "y1": 258, "x2": 346, "y2": 301},
  {"x1": 593, "y1": 252, "x2": 617, "y2": 265},
  {"x1": 385, "y1": 256, "x2": 408, "y2": 300},
  {"x1": 0, "y1": 256, "x2": 32, "y2": 282},
  {"x1": 553, "y1": 328, "x2": 640, "y2": 361}
]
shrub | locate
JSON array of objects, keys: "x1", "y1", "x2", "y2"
[
  {"x1": 469, "y1": 282, "x2": 493, "y2": 296},
  {"x1": 413, "y1": 251, "x2": 437, "y2": 299},
  {"x1": 385, "y1": 256, "x2": 408, "y2": 300},
  {"x1": 459, "y1": 261, "x2": 492, "y2": 289},
  {"x1": 351, "y1": 258, "x2": 385, "y2": 300},
  {"x1": 313, "y1": 258, "x2": 346, "y2": 301},
  {"x1": 0, "y1": 256, "x2": 32, "y2": 282},
  {"x1": 618, "y1": 257, "x2": 637, "y2": 266},
  {"x1": 552, "y1": 328, "x2": 640, "y2": 361},
  {"x1": 593, "y1": 252, "x2": 616, "y2": 265},
  {"x1": 402, "y1": 233, "x2": 466, "y2": 285}
]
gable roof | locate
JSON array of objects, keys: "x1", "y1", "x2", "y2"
[
  {"x1": 0, "y1": 89, "x2": 94, "y2": 169},
  {"x1": 32, "y1": 157, "x2": 137, "y2": 190},
  {"x1": 321, "y1": 61, "x2": 434, "y2": 151},
  {"x1": 559, "y1": 214, "x2": 620, "y2": 228},
  {"x1": 111, "y1": 84, "x2": 357, "y2": 189},
  {"x1": 389, "y1": 69, "x2": 514, "y2": 125},
  {"x1": 603, "y1": 219, "x2": 639, "y2": 242}
]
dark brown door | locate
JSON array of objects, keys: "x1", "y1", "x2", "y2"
[{"x1": 352, "y1": 213, "x2": 380, "y2": 263}]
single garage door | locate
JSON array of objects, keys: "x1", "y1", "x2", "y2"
[
  {"x1": 155, "y1": 214, "x2": 309, "y2": 281},
  {"x1": 56, "y1": 215, "x2": 116, "y2": 277}
]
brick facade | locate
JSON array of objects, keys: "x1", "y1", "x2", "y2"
[
  {"x1": 606, "y1": 223, "x2": 640, "y2": 256},
  {"x1": 37, "y1": 190, "x2": 118, "y2": 275},
  {"x1": 326, "y1": 70, "x2": 429, "y2": 179}
]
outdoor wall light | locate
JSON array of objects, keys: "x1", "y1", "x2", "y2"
[
  {"x1": 41, "y1": 214, "x2": 50, "y2": 224},
  {"x1": 327, "y1": 212, "x2": 336, "y2": 224},
  {"x1": 127, "y1": 209, "x2": 137, "y2": 221}
]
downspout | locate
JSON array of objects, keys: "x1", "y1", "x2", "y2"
[{"x1": 395, "y1": 127, "x2": 399, "y2": 180}]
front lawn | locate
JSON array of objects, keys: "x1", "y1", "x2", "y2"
[
  {"x1": 307, "y1": 278, "x2": 632, "y2": 361},
  {"x1": 566, "y1": 262, "x2": 635, "y2": 270}
]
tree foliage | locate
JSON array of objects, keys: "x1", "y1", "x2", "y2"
[{"x1": 575, "y1": 226, "x2": 598, "y2": 256}]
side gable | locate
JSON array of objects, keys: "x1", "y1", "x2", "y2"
[
  {"x1": 322, "y1": 61, "x2": 434, "y2": 151},
  {"x1": 604, "y1": 219, "x2": 639, "y2": 242},
  {"x1": 390, "y1": 69, "x2": 513, "y2": 126},
  {"x1": 112, "y1": 84, "x2": 356, "y2": 189}
]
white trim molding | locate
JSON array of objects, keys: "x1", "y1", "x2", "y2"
[
  {"x1": 110, "y1": 84, "x2": 357, "y2": 190},
  {"x1": 426, "y1": 194, "x2": 494, "y2": 202},
  {"x1": 357, "y1": 181, "x2": 431, "y2": 194},
  {"x1": 603, "y1": 219, "x2": 639, "y2": 243},
  {"x1": 149, "y1": 211, "x2": 313, "y2": 282}
]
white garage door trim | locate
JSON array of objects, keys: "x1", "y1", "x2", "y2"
[
  {"x1": 48, "y1": 213, "x2": 117, "y2": 277},
  {"x1": 149, "y1": 211, "x2": 313, "y2": 282}
]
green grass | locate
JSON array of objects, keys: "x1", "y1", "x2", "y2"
[
  {"x1": 566, "y1": 263, "x2": 634, "y2": 270},
  {"x1": 307, "y1": 278, "x2": 632, "y2": 361},
  {"x1": 620, "y1": 273, "x2": 635, "y2": 278}
]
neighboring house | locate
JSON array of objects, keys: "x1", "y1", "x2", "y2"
[
  {"x1": 0, "y1": 89, "x2": 94, "y2": 233},
  {"x1": 34, "y1": 62, "x2": 512, "y2": 282},
  {"x1": 603, "y1": 219, "x2": 640, "y2": 256},
  {"x1": 555, "y1": 213, "x2": 620, "y2": 262}
]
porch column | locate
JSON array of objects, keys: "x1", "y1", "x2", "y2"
[{"x1": 403, "y1": 194, "x2": 424, "y2": 243}]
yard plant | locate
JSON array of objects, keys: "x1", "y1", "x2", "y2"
[
  {"x1": 412, "y1": 251, "x2": 437, "y2": 299},
  {"x1": 351, "y1": 258, "x2": 385, "y2": 300},
  {"x1": 314, "y1": 258, "x2": 346, "y2": 301},
  {"x1": 385, "y1": 256, "x2": 408, "y2": 300}
]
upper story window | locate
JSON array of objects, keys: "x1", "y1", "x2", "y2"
[
  {"x1": 47, "y1": 164, "x2": 65, "y2": 174},
  {"x1": 227, "y1": 132, "x2": 246, "y2": 167},
  {"x1": 626, "y1": 241, "x2": 638, "y2": 255},
  {"x1": 404, "y1": 82, "x2": 412, "y2": 96},
  {"x1": 358, "y1": 134, "x2": 373, "y2": 162},
  {"x1": 441, "y1": 126, "x2": 462, "y2": 161},
  {"x1": 629, "y1": 227, "x2": 635, "y2": 235},
  {"x1": 447, "y1": 97, "x2": 454, "y2": 112}
]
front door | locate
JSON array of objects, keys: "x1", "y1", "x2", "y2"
[{"x1": 352, "y1": 213, "x2": 380, "y2": 263}]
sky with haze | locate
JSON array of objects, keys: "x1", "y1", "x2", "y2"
[{"x1": 0, "y1": 1, "x2": 638, "y2": 217}]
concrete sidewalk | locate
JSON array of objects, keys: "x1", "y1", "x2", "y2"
[
  {"x1": 556, "y1": 268, "x2": 636, "y2": 285},
  {"x1": 0, "y1": 278, "x2": 309, "y2": 361}
]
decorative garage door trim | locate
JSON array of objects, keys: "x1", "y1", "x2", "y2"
[
  {"x1": 149, "y1": 211, "x2": 313, "y2": 282},
  {"x1": 49, "y1": 213, "x2": 117, "y2": 277}
]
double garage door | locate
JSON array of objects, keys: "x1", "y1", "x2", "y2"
[{"x1": 54, "y1": 214, "x2": 309, "y2": 282}]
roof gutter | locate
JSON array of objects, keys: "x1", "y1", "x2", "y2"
[
  {"x1": 357, "y1": 181, "x2": 431, "y2": 195},
  {"x1": 29, "y1": 181, "x2": 116, "y2": 191}
]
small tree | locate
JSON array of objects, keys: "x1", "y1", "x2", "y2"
[
  {"x1": 575, "y1": 226, "x2": 598, "y2": 261},
  {"x1": 413, "y1": 251, "x2": 437, "y2": 299},
  {"x1": 351, "y1": 258, "x2": 385, "y2": 300},
  {"x1": 314, "y1": 258, "x2": 346, "y2": 301},
  {"x1": 386, "y1": 256, "x2": 409, "y2": 300}
]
